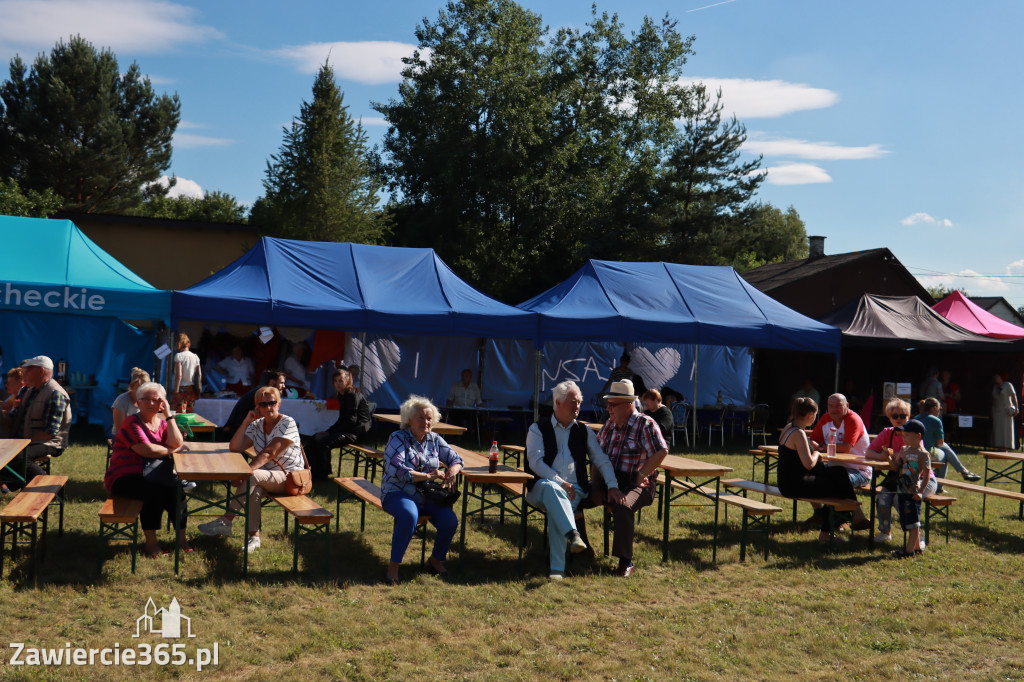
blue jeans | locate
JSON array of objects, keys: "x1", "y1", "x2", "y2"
[
  {"x1": 525, "y1": 479, "x2": 586, "y2": 573},
  {"x1": 847, "y1": 470, "x2": 871, "y2": 489},
  {"x1": 878, "y1": 476, "x2": 937, "y2": 534},
  {"x1": 931, "y1": 444, "x2": 966, "y2": 478},
  {"x1": 382, "y1": 491, "x2": 459, "y2": 565}
]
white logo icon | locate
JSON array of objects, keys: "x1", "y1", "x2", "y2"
[{"x1": 133, "y1": 598, "x2": 196, "y2": 639}]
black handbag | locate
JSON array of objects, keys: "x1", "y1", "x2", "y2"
[
  {"x1": 142, "y1": 456, "x2": 178, "y2": 488},
  {"x1": 417, "y1": 480, "x2": 460, "y2": 507}
]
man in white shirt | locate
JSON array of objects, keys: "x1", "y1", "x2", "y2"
[
  {"x1": 446, "y1": 369, "x2": 482, "y2": 408},
  {"x1": 524, "y1": 380, "x2": 623, "y2": 580},
  {"x1": 217, "y1": 346, "x2": 255, "y2": 396}
]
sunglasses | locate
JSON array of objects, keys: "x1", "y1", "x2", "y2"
[
  {"x1": 258, "y1": 401, "x2": 278, "y2": 407},
  {"x1": 890, "y1": 413, "x2": 908, "y2": 419}
]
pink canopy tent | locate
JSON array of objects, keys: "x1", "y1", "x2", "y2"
[{"x1": 932, "y1": 291, "x2": 1024, "y2": 338}]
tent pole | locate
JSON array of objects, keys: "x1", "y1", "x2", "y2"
[
  {"x1": 533, "y1": 348, "x2": 542, "y2": 424},
  {"x1": 692, "y1": 345, "x2": 699, "y2": 450}
]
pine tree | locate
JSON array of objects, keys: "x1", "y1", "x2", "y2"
[
  {"x1": 250, "y1": 63, "x2": 387, "y2": 244},
  {"x1": 0, "y1": 35, "x2": 179, "y2": 213}
]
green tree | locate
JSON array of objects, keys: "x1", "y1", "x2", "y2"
[
  {"x1": 134, "y1": 190, "x2": 248, "y2": 223},
  {"x1": 375, "y1": 1, "x2": 767, "y2": 302},
  {"x1": 728, "y1": 203, "x2": 808, "y2": 271},
  {"x1": 250, "y1": 62, "x2": 386, "y2": 244},
  {"x1": 649, "y1": 85, "x2": 764, "y2": 265},
  {"x1": 926, "y1": 285, "x2": 967, "y2": 301},
  {"x1": 0, "y1": 177, "x2": 62, "y2": 217},
  {"x1": 0, "y1": 35, "x2": 180, "y2": 213}
]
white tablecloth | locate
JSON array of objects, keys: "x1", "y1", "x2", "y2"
[{"x1": 194, "y1": 398, "x2": 339, "y2": 436}]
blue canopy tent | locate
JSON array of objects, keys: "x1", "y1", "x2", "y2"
[
  {"x1": 518, "y1": 260, "x2": 842, "y2": 432},
  {"x1": 172, "y1": 237, "x2": 536, "y2": 339},
  {"x1": 0, "y1": 215, "x2": 171, "y2": 430},
  {"x1": 172, "y1": 238, "x2": 538, "y2": 408}
]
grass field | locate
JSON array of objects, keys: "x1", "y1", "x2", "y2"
[{"x1": 2, "y1": 434, "x2": 1024, "y2": 681}]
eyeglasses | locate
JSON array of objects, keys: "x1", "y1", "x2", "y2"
[
  {"x1": 890, "y1": 413, "x2": 908, "y2": 419},
  {"x1": 258, "y1": 401, "x2": 278, "y2": 407}
]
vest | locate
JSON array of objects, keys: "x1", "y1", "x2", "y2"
[
  {"x1": 525, "y1": 418, "x2": 591, "y2": 493},
  {"x1": 18, "y1": 378, "x2": 72, "y2": 450}
]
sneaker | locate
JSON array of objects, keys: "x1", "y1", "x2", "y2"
[
  {"x1": 182, "y1": 480, "x2": 197, "y2": 492},
  {"x1": 919, "y1": 538, "x2": 926, "y2": 551},
  {"x1": 874, "y1": 532, "x2": 892, "y2": 543},
  {"x1": 566, "y1": 529, "x2": 588, "y2": 554},
  {"x1": 197, "y1": 517, "x2": 232, "y2": 536},
  {"x1": 548, "y1": 572, "x2": 564, "y2": 581},
  {"x1": 615, "y1": 562, "x2": 635, "y2": 577},
  {"x1": 961, "y1": 470, "x2": 981, "y2": 482},
  {"x1": 246, "y1": 535, "x2": 261, "y2": 553}
]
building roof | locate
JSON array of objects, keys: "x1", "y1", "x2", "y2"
[{"x1": 742, "y1": 248, "x2": 931, "y2": 298}]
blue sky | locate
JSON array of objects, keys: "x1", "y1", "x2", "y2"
[{"x1": 2, "y1": 0, "x2": 1022, "y2": 308}]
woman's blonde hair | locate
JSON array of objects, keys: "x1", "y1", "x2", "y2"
[
  {"x1": 399, "y1": 395, "x2": 440, "y2": 430},
  {"x1": 176, "y1": 333, "x2": 191, "y2": 351},
  {"x1": 129, "y1": 367, "x2": 151, "y2": 387},
  {"x1": 884, "y1": 398, "x2": 911, "y2": 416},
  {"x1": 254, "y1": 386, "x2": 281, "y2": 405}
]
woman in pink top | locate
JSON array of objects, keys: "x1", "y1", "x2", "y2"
[
  {"x1": 866, "y1": 398, "x2": 910, "y2": 544},
  {"x1": 105, "y1": 382, "x2": 191, "y2": 558}
]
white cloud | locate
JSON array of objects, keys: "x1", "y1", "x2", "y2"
[
  {"x1": 152, "y1": 175, "x2": 203, "y2": 199},
  {"x1": 357, "y1": 116, "x2": 389, "y2": 127},
  {"x1": 917, "y1": 270, "x2": 1009, "y2": 295},
  {"x1": 1007, "y1": 259, "x2": 1024, "y2": 276},
  {"x1": 173, "y1": 132, "x2": 234, "y2": 149},
  {"x1": 680, "y1": 77, "x2": 839, "y2": 118},
  {"x1": 759, "y1": 163, "x2": 832, "y2": 185},
  {"x1": 272, "y1": 41, "x2": 421, "y2": 84},
  {"x1": 901, "y1": 212, "x2": 954, "y2": 227},
  {"x1": 0, "y1": 0, "x2": 222, "y2": 54},
  {"x1": 744, "y1": 134, "x2": 889, "y2": 160}
]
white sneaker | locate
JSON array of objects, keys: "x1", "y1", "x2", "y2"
[
  {"x1": 246, "y1": 535, "x2": 261, "y2": 553},
  {"x1": 919, "y1": 538, "x2": 926, "y2": 551},
  {"x1": 197, "y1": 517, "x2": 232, "y2": 536},
  {"x1": 548, "y1": 572, "x2": 564, "y2": 581},
  {"x1": 874, "y1": 532, "x2": 892, "y2": 543},
  {"x1": 182, "y1": 481, "x2": 197, "y2": 492}
]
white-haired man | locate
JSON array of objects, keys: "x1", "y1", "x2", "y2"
[
  {"x1": 525, "y1": 380, "x2": 623, "y2": 580},
  {"x1": 3, "y1": 356, "x2": 71, "y2": 491}
]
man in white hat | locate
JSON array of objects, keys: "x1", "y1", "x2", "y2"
[
  {"x1": 588, "y1": 379, "x2": 668, "y2": 577},
  {"x1": 2, "y1": 356, "x2": 72, "y2": 491}
]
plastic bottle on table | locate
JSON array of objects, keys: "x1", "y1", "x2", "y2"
[
  {"x1": 489, "y1": 441, "x2": 499, "y2": 474},
  {"x1": 827, "y1": 430, "x2": 837, "y2": 458}
]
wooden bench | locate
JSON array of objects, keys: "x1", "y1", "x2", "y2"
[
  {"x1": 337, "y1": 444, "x2": 386, "y2": 482},
  {"x1": 936, "y1": 477, "x2": 1024, "y2": 520},
  {"x1": 857, "y1": 484, "x2": 958, "y2": 547},
  {"x1": 0, "y1": 475, "x2": 68, "y2": 584},
  {"x1": 98, "y1": 497, "x2": 145, "y2": 575},
  {"x1": 722, "y1": 478, "x2": 861, "y2": 551},
  {"x1": 660, "y1": 474, "x2": 782, "y2": 561},
  {"x1": 500, "y1": 444, "x2": 524, "y2": 468},
  {"x1": 334, "y1": 477, "x2": 430, "y2": 565},
  {"x1": 266, "y1": 493, "x2": 333, "y2": 575}
]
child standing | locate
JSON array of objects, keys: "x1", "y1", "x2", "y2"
[{"x1": 892, "y1": 419, "x2": 935, "y2": 558}]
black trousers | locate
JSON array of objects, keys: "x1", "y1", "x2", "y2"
[{"x1": 110, "y1": 474, "x2": 185, "y2": 531}]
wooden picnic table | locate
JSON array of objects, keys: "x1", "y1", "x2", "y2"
[
  {"x1": 172, "y1": 441, "x2": 253, "y2": 575},
  {"x1": 373, "y1": 412, "x2": 467, "y2": 437},
  {"x1": 449, "y1": 444, "x2": 533, "y2": 571},
  {"x1": 658, "y1": 455, "x2": 733, "y2": 563},
  {"x1": 0, "y1": 438, "x2": 32, "y2": 486},
  {"x1": 979, "y1": 451, "x2": 1024, "y2": 518}
]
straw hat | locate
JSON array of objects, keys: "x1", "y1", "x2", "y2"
[{"x1": 603, "y1": 379, "x2": 639, "y2": 401}]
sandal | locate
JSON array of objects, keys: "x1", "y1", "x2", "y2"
[{"x1": 890, "y1": 548, "x2": 922, "y2": 559}]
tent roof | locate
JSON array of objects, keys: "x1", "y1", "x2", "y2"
[
  {"x1": 818, "y1": 294, "x2": 1015, "y2": 350},
  {"x1": 172, "y1": 237, "x2": 536, "y2": 339},
  {"x1": 933, "y1": 290, "x2": 1024, "y2": 339},
  {"x1": 517, "y1": 260, "x2": 841, "y2": 354},
  {"x1": 0, "y1": 215, "x2": 170, "y2": 321}
]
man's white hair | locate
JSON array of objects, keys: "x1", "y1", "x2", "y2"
[{"x1": 552, "y1": 380, "x2": 581, "y2": 404}]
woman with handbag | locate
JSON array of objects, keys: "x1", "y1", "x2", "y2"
[
  {"x1": 865, "y1": 399, "x2": 911, "y2": 544},
  {"x1": 104, "y1": 382, "x2": 191, "y2": 558},
  {"x1": 198, "y1": 385, "x2": 308, "y2": 553},
  {"x1": 381, "y1": 396, "x2": 463, "y2": 585}
]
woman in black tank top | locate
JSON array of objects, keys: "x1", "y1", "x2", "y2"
[{"x1": 779, "y1": 397, "x2": 867, "y2": 542}]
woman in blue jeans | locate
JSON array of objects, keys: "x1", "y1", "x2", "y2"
[
  {"x1": 381, "y1": 396, "x2": 463, "y2": 585},
  {"x1": 914, "y1": 398, "x2": 981, "y2": 489}
]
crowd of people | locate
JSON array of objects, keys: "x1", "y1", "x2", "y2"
[{"x1": 2, "y1": 342, "x2": 1023, "y2": 579}]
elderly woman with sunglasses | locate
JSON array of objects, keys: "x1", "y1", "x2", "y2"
[{"x1": 197, "y1": 385, "x2": 307, "y2": 553}]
